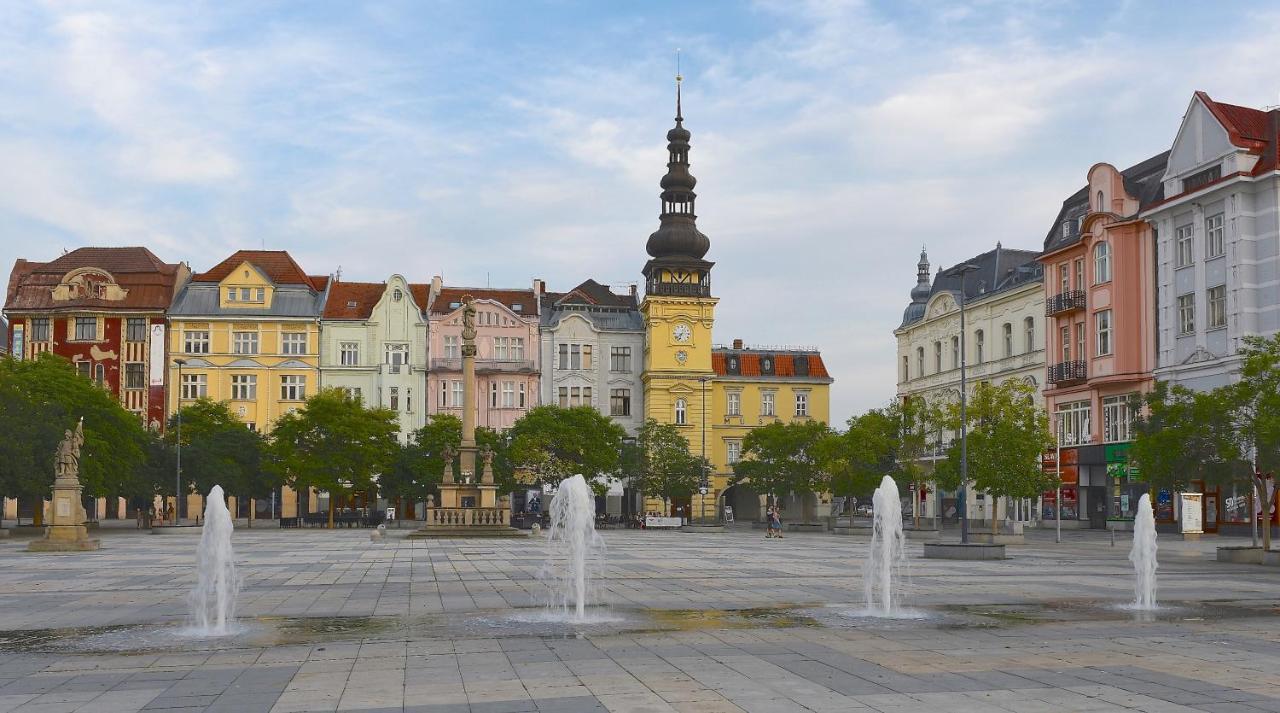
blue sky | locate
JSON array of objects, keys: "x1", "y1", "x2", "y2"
[{"x1": 2, "y1": 1, "x2": 1278, "y2": 423}]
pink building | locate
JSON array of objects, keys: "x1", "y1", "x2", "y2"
[
  {"x1": 425, "y1": 277, "x2": 542, "y2": 430},
  {"x1": 1039, "y1": 153, "x2": 1167, "y2": 527}
]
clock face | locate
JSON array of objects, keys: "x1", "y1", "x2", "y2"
[
  {"x1": 673, "y1": 324, "x2": 692, "y2": 342},
  {"x1": 675, "y1": 350, "x2": 688, "y2": 364}
]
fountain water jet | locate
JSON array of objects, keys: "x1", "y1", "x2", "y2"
[
  {"x1": 1129, "y1": 492, "x2": 1158, "y2": 610},
  {"x1": 187, "y1": 485, "x2": 241, "y2": 636},
  {"x1": 863, "y1": 475, "x2": 908, "y2": 616},
  {"x1": 541, "y1": 474, "x2": 604, "y2": 620}
]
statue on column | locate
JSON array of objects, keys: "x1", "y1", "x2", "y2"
[
  {"x1": 440, "y1": 444, "x2": 457, "y2": 484},
  {"x1": 54, "y1": 420, "x2": 84, "y2": 483},
  {"x1": 461, "y1": 297, "x2": 477, "y2": 356},
  {"x1": 479, "y1": 445, "x2": 495, "y2": 485}
]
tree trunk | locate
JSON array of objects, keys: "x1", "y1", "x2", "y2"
[
  {"x1": 1257, "y1": 476, "x2": 1272, "y2": 552},
  {"x1": 328, "y1": 497, "x2": 336, "y2": 529},
  {"x1": 991, "y1": 497, "x2": 999, "y2": 537},
  {"x1": 33, "y1": 499, "x2": 43, "y2": 528},
  {"x1": 248, "y1": 498, "x2": 254, "y2": 528}
]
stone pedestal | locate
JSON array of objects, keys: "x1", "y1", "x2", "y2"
[{"x1": 30, "y1": 421, "x2": 100, "y2": 552}]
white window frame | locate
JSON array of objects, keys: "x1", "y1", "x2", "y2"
[
  {"x1": 502, "y1": 381, "x2": 515, "y2": 408},
  {"x1": 493, "y1": 337, "x2": 508, "y2": 360},
  {"x1": 511, "y1": 337, "x2": 525, "y2": 360},
  {"x1": 74, "y1": 317, "x2": 97, "y2": 341},
  {"x1": 233, "y1": 331, "x2": 259, "y2": 355},
  {"x1": 451, "y1": 381, "x2": 463, "y2": 408},
  {"x1": 1175, "y1": 224, "x2": 1194, "y2": 268},
  {"x1": 761, "y1": 391, "x2": 775, "y2": 417},
  {"x1": 180, "y1": 373, "x2": 207, "y2": 400},
  {"x1": 1056, "y1": 400, "x2": 1092, "y2": 446},
  {"x1": 231, "y1": 374, "x2": 257, "y2": 401},
  {"x1": 795, "y1": 391, "x2": 809, "y2": 417},
  {"x1": 1102, "y1": 395, "x2": 1135, "y2": 444},
  {"x1": 726, "y1": 440, "x2": 742, "y2": 465},
  {"x1": 340, "y1": 342, "x2": 360, "y2": 366},
  {"x1": 1095, "y1": 309, "x2": 1112, "y2": 357},
  {"x1": 280, "y1": 375, "x2": 306, "y2": 401},
  {"x1": 1002, "y1": 323, "x2": 1013, "y2": 358},
  {"x1": 184, "y1": 330, "x2": 210, "y2": 354},
  {"x1": 1093, "y1": 241, "x2": 1111, "y2": 284},
  {"x1": 444, "y1": 336, "x2": 460, "y2": 359},
  {"x1": 674, "y1": 397, "x2": 687, "y2": 425},
  {"x1": 727, "y1": 391, "x2": 741, "y2": 416},
  {"x1": 1205, "y1": 213, "x2": 1224, "y2": 259},
  {"x1": 1177, "y1": 293, "x2": 1195, "y2": 335},
  {"x1": 1024, "y1": 317, "x2": 1035, "y2": 354},
  {"x1": 1207, "y1": 285, "x2": 1226, "y2": 329},
  {"x1": 282, "y1": 332, "x2": 307, "y2": 355}
]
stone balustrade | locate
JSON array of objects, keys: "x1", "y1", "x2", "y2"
[{"x1": 425, "y1": 507, "x2": 509, "y2": 527}]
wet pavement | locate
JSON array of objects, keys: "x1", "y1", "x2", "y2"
[{"x1": 0, "y1": 526, "x2": 1278, "y2": 712}]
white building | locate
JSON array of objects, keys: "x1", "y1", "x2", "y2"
[
  {"x1": 1144, "y1": 91, "x2": 1280, "y2": 391},
  {"x1": 895, "y1": 245, "x2": 1046, "y2": 525},
  {"x1": 319, "y1": 275, "x2": 429, "y2": 441}
]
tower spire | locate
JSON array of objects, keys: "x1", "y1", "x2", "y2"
[{"x1": 675, "y1": 49, "x2": 683, "y2": 121}]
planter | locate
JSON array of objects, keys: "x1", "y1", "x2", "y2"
[
  {"x1": 970, "y1": 532, "x2": 1025, "y2": 545},
  {"x1": 1216, "y1": 546, "x2": 1264, "y2": 564},
  {"x1": 922, "y1": 542, "x2": 1006, "y2": 560}
]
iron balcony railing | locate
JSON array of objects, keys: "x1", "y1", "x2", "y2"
[
  {"x1": 1046, "y1": 290, "x2": 1086, "y2": 316},
  {"x1": 647, "y1": 282, "x2": 711, "y2": 297},
  {"x1": 1047, "y1": 360, "x2": 1087, "y2": 386},
  {"x1": 429, "y1": 358, "x2": 536, "y2": 373}
]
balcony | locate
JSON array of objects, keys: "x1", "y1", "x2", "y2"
[
  {"x1": 647, "y1": 281, "x2": 710, "y2": 297},
  {"x1": 430, "y1": 358, "x2": 536, "y2": 374},
  {"x1": 1046, "y1": 290, "x2": 1086, "y2": 316},
  {"x1": 1047, "y1": 360, "x2": 1087, "y2": 386}
]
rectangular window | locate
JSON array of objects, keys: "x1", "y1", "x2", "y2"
[
  {"x1": 582, "y1": 386, "x2": 592, "y2": 406},
  {"x1": 30, "y1": 318, "x2": 51, "y2": 342},
  {"x1": 385, "y1": 344, "x2": 408, "y2": 366},
  {"x1": 1177, "y1": 293, "x2": 1195, "y2": 335},
  {"x1": 1056, "y1": 400, "x2": 1092, "y2": 446},
  {"x1": 451, "y1": 381, "x2": 463, "y2": 408},
  {"x1": 126, "y1": 318, "x2": 147, "y2": 342},
  {"x1": 76, "y1": 361, "x2": 91, "y2": 379},
  {"x1": 184, "y1": 330, "x2": 210, "y2": 354},
  {"x1": 346, "y1": 387, "x2": 363, "y2": 402},
  {"x1": 1207, "y1": 285, "x2": 1226, "y2": 329},
  {"x1": 1103, "y1": 395, "x2": 1135, "y2": 444},
  {"x1": 494, "y1": 337, "x2": 508, "y2": 360},
  {"x1": 439, "y1": 381, "x2": 447, "y2": 408},
  {"x1": 1061, "y1": 325, "x2": 1071, "y2": 361},
  {"x1": 282, "y1": 332, "x2": 307, "y2": 355},
  {"x1": 1058, "y1": 264, "x2": 1069, "y2": 293},
  {"x1": 390, "y1": 387, "x2": 399, "y2": 411},
  {"x1": 1075, "y1": 323, "x2": 1085, "y2": 363},
  {"x1": 233, "y1": 331, "x2": 259, "y2": 355},
  {"x1": 256, "y1": 287, "x2": 265, "y2": 302},
  {"x1": 611, "y1": 388, "x2": 631, "y2": 417},
  {"x1": 570, "y1": 344, "x2": 582, "y2": 370},
  {"x1": 726, "y1": 440, "x2": 741, "y2": 465},
  {"x1": 231, "y1": 374, "x2": 257, "y2": 400},
  {"x1": 951, "y1": 337, "x2": 959, "y2": 369},
  {"x1": 795, "y1": 392, "x2": 809, "y2": 417},
  {"x1": 1002, "y1": 324, "x2": 1012, "y2": 358},
  {"x1": 511, "y1": 337, "x2": 525, "y2": 360},
  {"x1": 610, "y1": 346, "x2": 632, "y2": 372},
  {"x1": 340, "y1": 342, "x2": 360, "y2": 366},
  {"x1": 582, "y1": 344, "x2": 592, "y2": 370},
  {"x1": 727, "y1": 391, "x2": 741, "y2": 416},
  {"x1": 1205, "y1": 213, "x2": 1224, "y2": 258},
  {"x1": 180, "y1": 373, "x2": 207, "y2": 400},
  {"x1": 490, "y1": 382, "x2": 498, "y2": 408},
  {"x1": 74, "y1": 317, "x2": 97, "y2": 341},
  {"x1": 444, "y1": 336, "x2": 460, "y2": 359},
  {"x1": 558, "y1": 343, "x2": 569, "y2": 370},
  {"x1": 761, "y1": 392, "x2": 775, "y2": 417},
  {"x1": 502, "y1": 381, "x2": 515, "y2": 408},
  {"x1": 280, "y1": 375, "x2": 306, "y2": 401},
  {"x1": 934, "y1": 341, "x2": 942, "y2": 372},
  {"x1": 558, "y1": 386, "x2": 569, "y2": 408},
  {"x1": 124, "y1": 363, "x2": 145, "y2": 389},
  {"x1": 1182, "y1": 164, "x2": 1221, "y2": 192},
  {"x1": 227, "y1": 288, "x2": 237, "y2": 302},
  {"x1": 1095, "y1": 310, "x2": 1112, "y2": 356},
  {"x1": 406, "y1": 388, "x2": 411, "y2": 413},
  {"x1": 1073, "y1": 259, "x2": 1084, "y2": 291},
  {"x1": 1175, "y1": 224, "x2": 1194, "y2": 267},
  {"x1": 519, "y1": 382, "x2": 526, "y2": 408}
]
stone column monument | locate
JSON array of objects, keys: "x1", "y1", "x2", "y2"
[{"x1": 29, "y1": 419, "x2": 101, "y2": 552}]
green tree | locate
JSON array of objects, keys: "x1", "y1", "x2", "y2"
[
  {"x1": 632, "y1": 419, "x2": 702, "y2": 515},
  {"x1": 0, "y1": 354, "x2": 152, "y2": 525},
  {"x1": 165, "y1": 399, "x2": 272, "y2": 525},
  {"x1": 475, "y1": 427, "x2": 518, "y2": 494},
  {"x1": 935, "y1": 381, "x2": 1054, "y2": 534},
  {"x1": 1131, "y1": 382, "x2": 1239, "y2": 492},
  {"x1": 733, "y1": 420, "x2": 833, "y2": 522},
  {"x1": 1230, "y1": 334, "x2": 1280, "y2": 550},
  {"x1": 383, "y1": 414, "x2": 462, "y2": 514},
  {"x1": 269, "y1": 388, "x2": 400, "y2": 528},
  {"x1": 507, "y1": 405, "x2": 625, "y2": 489}
]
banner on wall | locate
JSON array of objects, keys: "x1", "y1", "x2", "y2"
[
  {"x1": 11, "y1": 323, "x2": 23, "y2": 360},
  {"x1": 148, "y1": 324, "x2": 166, "y2": 386}
]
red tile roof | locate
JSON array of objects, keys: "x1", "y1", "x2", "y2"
[
  {"x1": 1196, "y1": 91, "x2": 1279, "y2": 176},
  {"x1": 322, "y1": 281, "x2": 430, "y2": 319},
  {"x1": 194, "y1": 250, "x2": 322, "y2": 289},
  {"x1": 712, "y1": 350, "x2": 831, "y2": 379},
  {"x1": 5, "y1": 247, "x2": 185, "y2": 312},
  {"x1": 429, "y1": 287, "x2": 538, "y2": 316}
]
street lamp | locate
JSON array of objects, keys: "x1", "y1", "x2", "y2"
[
  {"x1": 947, "y1": 263, "x2": 980, "y2": 544},
  {"x1": 174, "y1": 358, "x2": 187, "y2": 525}
]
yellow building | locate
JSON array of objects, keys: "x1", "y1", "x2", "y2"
[
  {"x1": 166, "y1": 250, "x2": 329, "y2": 520},
  {"x1": 637, "y1": 82, "x2": 834, "y2": 523},
  {"x1": 711, "y1": 341, "x2": 833, "y2": 522}
]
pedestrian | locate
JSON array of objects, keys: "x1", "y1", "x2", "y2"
[
  {"x1": 765, "y1": 506, "x2": 776, "y2": 538},
  {"x1": 771, "y1": 506, "x2": 784, "y2": 539}
]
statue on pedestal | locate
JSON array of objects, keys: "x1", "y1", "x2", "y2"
[
  {"x1": 441, "y1": 444, "x2": 456, "y2": 484},
  {"x1": 480, "y1": 445, "x2": 495, "y2": 485},
  {"x1": 30, "y1": 419, "x2": 100, "y2": 552}
]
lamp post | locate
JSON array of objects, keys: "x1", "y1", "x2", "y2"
[
  {"x1": 1055, "y1": 415, "x2": 1062, "y2": 544},
  {"x1": 174, "y1": 358, "x2": 187, "y2": 525},
  {"x1": 698, "y1": 375, "x2": 711, "y2": 524},
  {"x1": 949, "y1": 263, "x2": 979, "y2": 544}
]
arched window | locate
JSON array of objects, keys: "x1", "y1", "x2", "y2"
[
  {"x1": 902, "y1": 355, "x2": 909, "y2": 382},
  {"x1": 675, "y1": 398, "x2": 687, "y2": 425},
  {"x1": 917, "y1": 347, "x2": 925, "y2": 376},
  {"x1": 934, "y1": 341, "x2": 942, "y2": 372},
  {"x1": 975, "y1": 330, "x2": 984, "y2": 362},
  {"x1": 1094, "y1": 241, "x2": 1111, "y2": 283},
  {"x1": 1002, "y1": 323, "x2": 1013, "y2": 357},
  {"x1": 1096, "y1": 190, "x2": 1104, "y2": 212},
  {"x1": 1024, "y1": 317, "x2": 1035, "y2": 353},
  {"x1": 951, "y1": 336, "x2": 959, "y2": 368}
]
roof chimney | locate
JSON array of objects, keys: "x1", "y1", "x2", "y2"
[
  {"x1": 733, "y1": 338, "x2": 743, "y2": 349},
  {"x1": 533, "y1": 278, "x2": 544, "y2": 295}
]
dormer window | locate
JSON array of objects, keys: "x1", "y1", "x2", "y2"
[
  {"x1": 450, "y1": 301, "x2": 461, "y2": 309},
  {"x1": 393, "y1": 289, "x2": 403, "y2": 302},
  {"x1": 1182, "y1": 164, "x2": 1221, "y2": 193},
  {"x1": 513, "y1": 304, "x2": 523, "y2": 312},
  {"x1": 347, "y1": 301, "x2": 357, "y2": 308},
  {"x1": 1061, "y1": 221, "x2": 1072, "y2": 238}
]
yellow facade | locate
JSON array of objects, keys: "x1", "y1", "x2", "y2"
[{"x1": 708, "y1": 377, "x2": 833, "y2": 483}]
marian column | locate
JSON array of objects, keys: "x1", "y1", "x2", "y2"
[{"x1": 459, "y1": 296, "x2": 478, "y2": 482}]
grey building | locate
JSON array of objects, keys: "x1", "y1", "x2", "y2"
[
  {"x1": 539, "y1": 279, "x2": 645, "y2": 436},
  {"x1": 1144, "y1": 92, "x2": 1280, "y2": 391}
]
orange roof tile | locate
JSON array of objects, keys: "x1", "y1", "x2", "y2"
[
  {"x1": 429, "y1": 287, "x2": 538, "y2": 316},
  {"x1": 194, "y1": 250, "x2": 320, "y2": 289}
]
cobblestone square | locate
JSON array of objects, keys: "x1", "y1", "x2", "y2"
[{"x1": 1, "y1": 527, "x2": 1278, "y2": 713}]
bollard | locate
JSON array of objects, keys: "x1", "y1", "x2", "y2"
[{"x1": 1110, "y1": 527, "x2": 1115, "y2": 547}]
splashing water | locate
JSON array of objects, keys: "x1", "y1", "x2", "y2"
[
  {"x1": 863, "y1": 475, "x2": 908, "y2": 616},
  {"x1": 1129, "y1": 493, "x2": 1158, "y2": 610},
  {"x1": 187, "y1": 485, "x2": 242, "y2": 636},
  {"x1": 541, "y1": 474, "x2": 605, "y2": 620}
]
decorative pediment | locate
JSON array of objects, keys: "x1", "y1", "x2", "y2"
[
  {"x1": 52, "y1": 267, "x2": 127, "y2": 302},
  {"x1": 668, "y1": 383, "x2": 696, "y2": 395},
  {"x1": 926, "y1": 293, "x2": 955, "y2": 319},
  {"x1": 181, "y1": 358, "x2": 213, "y2": 368},
  {"x1": 1181, "y1": 346, "x2": 1218, "y2": 365},
  {"x1": 226, "y1": 358, "x2": 265, "y2": 368},
  {"x1": 276, "y1": 359, "x2": 310, "y2": 369}
]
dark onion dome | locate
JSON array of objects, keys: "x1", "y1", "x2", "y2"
[{"x1": 645, "y1": 78, "x2": 711, "y2": 260}]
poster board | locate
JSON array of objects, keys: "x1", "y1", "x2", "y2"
[{"x1": 1180, "y1": 492, "x2": 1203, "y2": 533}]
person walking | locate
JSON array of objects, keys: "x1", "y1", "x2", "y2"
[{"x1": 771, "y1": 506, "x2": 785, "y2": 539}]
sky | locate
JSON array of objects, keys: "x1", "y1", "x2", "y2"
[{"x1": 1, "y1": 0, "x2": 1278, "y2": 425}]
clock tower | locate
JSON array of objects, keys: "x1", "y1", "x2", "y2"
[{"x1": 640, "y1": 74, "x2": 717, "y2": 479}]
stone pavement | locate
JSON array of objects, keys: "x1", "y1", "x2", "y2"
[{"x1": 0, "y1": 526, "x2": 1278, "y2": 712}]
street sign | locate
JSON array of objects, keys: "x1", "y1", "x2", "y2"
[{"x1": 699, "y1": 487, "x2": 707, "y2": 496}]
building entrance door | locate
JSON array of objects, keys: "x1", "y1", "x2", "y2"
[
  {"x1": 1203, "y1": 492, "x2": 1219, "y2": 533},
  {"x1": 1088, "y1": 486, "x2": 1107, "y2": 528}
]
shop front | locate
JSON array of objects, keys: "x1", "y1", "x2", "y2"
[
  {"x1": 1041, "y1": 448, "x2": 1079, "y2": 522},
  {"x1": 1103, "y1": 443, "x2": 1148, "y2": 524}
]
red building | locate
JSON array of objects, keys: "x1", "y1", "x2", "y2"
[{"x1": 5, "y1": 247, "x2": 190, "y2": 430}]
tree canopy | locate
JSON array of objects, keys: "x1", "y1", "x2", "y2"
[
  {"x1": 733, "y1": 420, "x2": 833, "y2": 501},
  {"x1": 631, "y1": 418, "x2": 702, "y2": 506},
  {"x1": 165, "y1": 399, "x2": 272, "y2": 505},
  {"x1": 507, "y1": 405, "x2": 624, "y2": 488}
]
